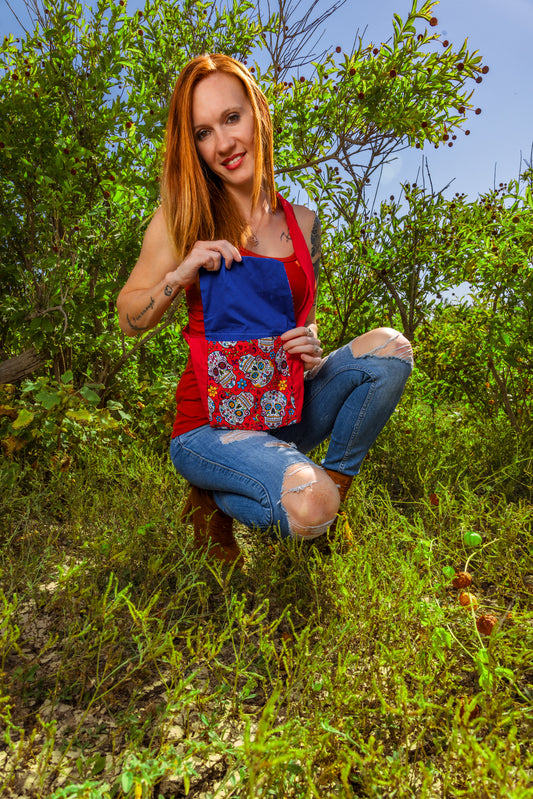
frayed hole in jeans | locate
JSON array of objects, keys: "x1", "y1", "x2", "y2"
[
  {"x1": 220, "y1": 430, "x2": 268, "y2": 444},
  {"x1": 352, "y1": 333, "x2": 414, "y2": 365}
]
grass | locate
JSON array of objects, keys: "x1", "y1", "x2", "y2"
[{"x1": 1, "y1": 404, "x2": 532, "y2": 798}]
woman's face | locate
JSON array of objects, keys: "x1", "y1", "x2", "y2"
[{"x1": 191, "y1": 71, "x2": 255, "y2": 193}]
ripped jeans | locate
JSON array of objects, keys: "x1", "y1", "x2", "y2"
[{"x1": 170, "y1": 335, "x2": 413, "y2": 539}]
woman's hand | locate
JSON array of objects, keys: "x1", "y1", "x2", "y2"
[
  {"x1": 169, "y1": 239, "x2": 242, "y2": 289},
  {"x1": 281, "y1": 324, "x2": 323, "y2": 370},
  {"x1": 117, "y1": 205, "x2": 242, "y2": 336}
]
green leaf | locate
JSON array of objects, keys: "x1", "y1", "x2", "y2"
[
  {"x1": 431, "y1": 626, "x2": 452, "y2": 649},
  {"x1": 66, "y1": 408, "x2": 93, "y2": 422},
  {"x1": 35, "y1": 390, "x2": 61, "y2": 410},
  {"x1": 121, "y1": 772, "x2": 134, "y2": 793},
  {"x1": 91, "y1": 753, "x2": 106, "y2": 775},
  {"x1": 79, "y1": 386, "x2": 100, "y2": 404},
  {"x1": 442, "y1": 566, "x2": 456, "y2": 579},
  {"x1": 12, "y1": 408, "x2": 35, "y2": 429}
]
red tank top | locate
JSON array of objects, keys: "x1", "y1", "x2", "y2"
[{"x1": 172, "y1": 249, "x2": 308, "y2": 437}]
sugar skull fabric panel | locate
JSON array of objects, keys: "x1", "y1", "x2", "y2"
[{"x1": 206, "y1": 336, "x2": 298, "y2": 429}]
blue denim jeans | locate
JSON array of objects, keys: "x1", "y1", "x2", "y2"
[{"x1": 170, "y1": 341, "x2": 412, "y2": 538}]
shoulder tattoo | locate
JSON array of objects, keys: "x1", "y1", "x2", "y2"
[{"x1": 310, "y1": 213, "x2": 321, "y2": 284}]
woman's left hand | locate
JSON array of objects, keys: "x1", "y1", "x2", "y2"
[{"x1": 281, "y1": 325, "x2": 323, "y2": 370}]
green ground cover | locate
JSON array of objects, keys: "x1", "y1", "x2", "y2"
[{"x1": 1, "y1": 390, "x2": 531, "y2": 798}]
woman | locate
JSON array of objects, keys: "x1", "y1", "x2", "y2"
[{"x1": 117, "y1": 54, "x2": 413, "y2": 565}]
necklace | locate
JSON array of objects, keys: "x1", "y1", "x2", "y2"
[{"x1": 248, "y1": 200, "x2": 271, "y2": 248}]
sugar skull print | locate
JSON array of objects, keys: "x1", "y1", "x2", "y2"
[
  {"x1": 257, "y1": 336, "x2": 276, "y2": 352},
  {"x1": 208, "y1": 350, "x2": 236, "y2": 388},
  {"x1": 260, "y1": 390, "x2": 288, "y2": 428},
  {"x1": 274, "y1": 344, "x2": 289, "y2": 376},
  {"x1": 239, "y1": 354, "x2": 274, "y2": 388},
  {"x1": 220, "y1": 392, "x2": 254, "y2": 425}
]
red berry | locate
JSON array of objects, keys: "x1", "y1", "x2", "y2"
[
  {"x1": 475, "y1": 108, "x2": 481, "y2": 115},
  {"x1": 357, "y1": 92, "x2": 364, "y2": 100},
  {"x1": 429, "y1": 17, "x2": 438, "y2": 26},
  {"x1": 125, "y1": 120, "x2": 133, "y2": 128},
  {"x1": 465, "y1": 130, "x2": 470, "y2": 135},
  {"x1": 389, "y1": 69, "x2": 397, "y2": 78},
  {"x1": 336, "y1": 46, "x2": 341, "y2": 53},
  {"x1": 103, "y1": 190, "x2": 111, "y2": 198},
  {"x1": 459, "y1": 106, "x2": 465, "y2": 114},
  {"x1": 442, "y1": 40, "x2": 449, "y2": 47},
  {"x1": 421, "y1": 121, "x2": 428, "y2": 128},
  {"x1": 70, "y1": 168, "x2": 77, "y2": 175},
  {"x1": 452, "y1": 571, "x2": 472, "y2": 589},
  {"x1": 350, "y1": 68, "x2": 356, "y2": 76},
  {"x1": 456, "y1": 62, "x2": 464, "y2": 71},
  {"x1": 482, "y1": 65, "x2": 489, "y2": 74},
  {"x1": 0, "y1": 142, "x2": 5, "y2": 149},
  {"x1": 373, "y1": 48, "x2": 379, "y2": 55},
  {"x1": 429, "y1": 492, "x2": 439, "y2": 506},
  {"x1": 459, "y1": 591, "x2": 478, "y2": 608},
  {"x1": 476, "y1": 77, "x2": 482, "y2": 83},
  {"x1": 476, "y1": 614, "x2": 497, "y2": 635}
]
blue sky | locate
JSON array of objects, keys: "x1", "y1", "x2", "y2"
[
  {"x1": 2, "y1": 0, "x2": 532, "y2": 200},
  {"x1": 343, "y1": 0, "x2": 533, "y2": 199}
]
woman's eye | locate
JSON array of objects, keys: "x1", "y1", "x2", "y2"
[
  {"x1": 227, "y1": 113, "x2": 240, "y2": 124},
  {"x1": 196, "y1": 129, "x2": 209, "y2": 142}
]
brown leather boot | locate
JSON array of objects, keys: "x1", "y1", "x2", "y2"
[
  {"x1": 324, "y1": 469, "x2": 353, "y2": 503},
  {"x1": 182, "y1": 485, "x2": 244, "y2": 567},
  {"x1": 323, "y1": 468, "x2": 354, "y2": 537}
]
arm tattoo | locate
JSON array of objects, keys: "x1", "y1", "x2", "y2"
[
  {"x1": 164, "y1": 284, "x2": 173, "y2": 297},
  {"x1": 126, "y1": 296, "x2": 155, "y2": 331},
  {"x1": 310, "y1": 213, "x2": 322, "y2": 285}
]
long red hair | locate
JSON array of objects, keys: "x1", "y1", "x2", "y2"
[{"x1": 161, "y1": 54, "x2": 277, "y2": 260}]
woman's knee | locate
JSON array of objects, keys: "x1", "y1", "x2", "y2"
[
  {"x1": 350, "y1": 327, "x2": 414, "y2": 365},
  {"x1": 281, "y1": 463, "x2": 339, "y2": 539}
]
